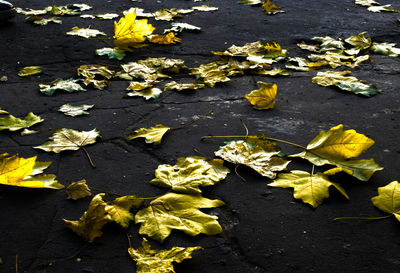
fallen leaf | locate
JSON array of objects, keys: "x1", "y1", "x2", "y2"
[
  {"x1": 154, "y1": 8, "x2": 193, "y2": 21},
  {"x1": 34, "y1": 128, "x2": 100, "y2": 153},
  {"x1": 291, "y1": 124, "x2": 383, "y2": 181},
  {"x1": 96, "y1": 47, "x2": 126, "y2": 60},
  {"x1": 368, "y1": 4, "x2": 398, "y2": 12},
  {"x1": 128, "y1": 124, "x2": 171, "y2": 144},
  {"x1": 150, "y1": 156, "x2": 230, "y2": 194},
  {"x1": 77, "y1": 64, "x2": 115, "y2": 90},
  {"x1": 253, "y1": 67, "x2": 290, "y2": 76},
  {"x1": 127, "y1": 81, "x2": 154, "y2": 91},
  {"x1": 189, "y1": 62, "x2": 230, "y2": 87},
  {"x1": 135, "y1": 192, "x2": 224, "y2": 242},
  {"x1": 0, "y1": 153, "x2": 63, "y2": 189},
  {"x1": 59, "y1": 104, "x2": 94, "y2": 117},
  {"x1": 312, "y1": 36, "x2": 344, "y2": 52},
  {"x1": 114, "y1": 10, "x2": 155, "y2": 49},
  {"x1": 163, "y1": 81, "x2": 205, "y2": 91},
  {"x1": 18, "y1": 66, "x2": 42, "y2": 77},
  {"x1": 165, "y1": 22, "x2": 201, "y2": 33},
  {"x1": 344, "y1": 32, "x2": 371, "y2": 52},
  {"x1": 244, "y1": 81, "x2": 277, "y2": 110},
  {"x1": 297, "y1": 41, "x2": 320, "y2": 52},
  {"x1": 211, "y1": 41, "x2": 265, "y2": 57},
  {"x1": 20, "y1": 129, "x2": 38, "y2": 136},
  {"x1": 0, "y1": 112, "x2": 43, "y2": 132},
  {"x1": 46, "y1": 4, "x2": 92, "y2": 16},
  {"x1": 0, "y1": 76, "x2": 7, "y2": 82},
  {"x1": 64, "y1": 193, "x2": 143, "y2": 242},
  {"x1": 285, "y1": 57, "x2": 328, "y2": 71},
  {"x1": 128, "y1": 238, "x2": 202, "y2": 273},
  {"x1": 192, "y1": 5, "x2": 219, "y2": 11},
  {"x1": 39, "y1": 78, "x2": 86, "y2": 96},
  {"x1": 26, "y1": 15, "x2": 62, "y2": 25},
  {"x1": 269, "y1": 170, "x2": 349, "y2": 208},
  {"x1": 15, "y1": 7, "x2": 47, "y2": 15},
  {"x1": 0, "y1": 108, "x2": 8, "y2": 114},
  {"x1": 238, "y1": 0, "x2": 263, "y2": 5},
  {"x1": 370, "y1": 42, "x2": 400, "y2": 57},
  {"x1": 123, "y1": 7, "x2": 154, "y2": 18},
  {"x1": 125, "y1": 87, "x2": 163, "y2": 100},
  {"x1": 148, "y1": 32, "x2": 182, "y2": 44},
  {"x1": 96, "y1": 13, "x2": 119, "y2": 20},
  {"x1": 355, "y1": 0, "x2": 380, "y2": 6},
  {"x1": 262, "y1": 0, "x2": 284, "y2": 14},
  {"x1": 66, "y1": 179, "x2": 92, "y2": 200},
  {"x1": 312, "y1": 70, "x2": 381, "y2": 97},
  {"x1": 66, "y1": 26, "x2": 106, "y2": 38},
  {"x1": 80, "y1": 14, "x2": 96, "y2": 19},
  {"x1": 371, "y1": 181, "x2": 400, "y2": 221},
  {"x1": 215, "y1": 140, "x2": 290, "y2": 179}
]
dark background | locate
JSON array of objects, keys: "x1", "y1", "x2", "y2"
[{"x1": 1, "y1": 0, "x2": 400, "y2": 272}]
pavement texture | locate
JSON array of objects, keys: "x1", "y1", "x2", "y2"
[{"x1": 1, "y1": 0, "x2": 400, "y2": 272}]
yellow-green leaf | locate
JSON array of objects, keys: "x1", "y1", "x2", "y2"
[
  {"x1": 125, "y1": 87, "x2": 163, "y2": 100},
  {"x1": 322, "y1": 158, "x2": 383, "y2": 181},
  {"x1": 370, "y1": 42, "x2": 400, "y2": 57},
  {"x1": 96, "y1": 47, "x2": 126, "y2": 60},
  {"x1": 128, "y1": 124, "x2": 171, "y2": 144},
  {"x1": 244, "y1": 81, "x2": 277, "y2": 110},
  {"x1": 371, "y1": 181, "x2": 400, "y2": 221},
  {"x1": 77, "y1": 64, "x2": 115, "y2": 90},
  {"x1": 66, "y1": 179, "x2": 92, "y2": 200},
  {"x1": 151, "y1": 156, "x2": 230, "y2": 194},
  {"x1": 128, "y1": 238, "x2": 202, "y2": 273},
  {"x1": 148, "y1": 32, "x2": 182, "y2": 44},
  {"x1": 114, "y1": 10, "x2": 155, "y2": 49},
  {"x1": 344, "y1": 32, "x2": 372, "y2": 52},
  {"x1": 105, "y1": 196, "x2": 144, "y2": 228},
  {"x1": 135, "y1": 192, "x2": 224, "y2": 242},
  {"x1": 39, "y1": 78, "x2": 86, "y2": 96},
  {"x1": 0, "y1": 112, "x2": 43, "y2": 132},
  {"x1": 262, "y1": 0, "x2": 284, "y2": 14},
  {"x1": 0, "y1": 153, "x2": 63, "y2": 189},
  {"x1": 215, "y1": 140, "x2": 290, "y2": 179},
  {"x1": 26, "y1": 15, "x2": 62, "y2": 25},
  {"x1": 269, "y1": 170, "x2": 349, "y2": 208},
  {"x1": 18, "y1": 66, "x2": 42, "y2": 77},
  {"x1": 34, "y1": 128, "x2": 100, "y2": 153}
]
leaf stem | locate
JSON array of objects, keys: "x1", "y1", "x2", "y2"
[
  {"x1": 334, "y1": 215, "x2": 392, "y2": 221},
  {"x1": 201, "y1": 135, "x2": 306, "y2": 149},
  {"x1": 81, "y1": 147, "x2": 96, "y2": 168},
  {"x1": 15, "y1": 254, "x2": 18, "y2": 273},
  {"x1": 234, "y1": 164, "x2": 247, "y2": 182},
  {"x1": 171, "y1": 110, "x2": 213, "y2": 130}
]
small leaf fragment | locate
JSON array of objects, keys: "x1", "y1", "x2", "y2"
[
  {"x1": 238, "y1": 0, "x2": 263, "y2": 5},
  {"x1": 165, "y1": 22, "x2": 201, "y2": 33},
  {"x1": 269, "y1": 170, "x2": 349, "y2": 208},
  {"x1": 244, "y1": 81, "x2": 277, "y2": 110},
  {"x1": 66, "y1": 179, "x2": 92, "y2": 200},
  {"x1": 39, "y1": 78, "x2": 86, "y2": 96},
  {"x1": 163, "y1": 81, "x2": 205, "y2": 91},
  {"x1": 96, "y1": 13, "x2": 119, "y2": 20},
  {"x1": 371, "y1": 181, "x2": 400, "y2": 221},
  {"x1": 66, "y1": 26, "x2": 106, "y2": 38},
  {"x1": 128, "y1": 238, "x2": 202, "y2": 273},
  {"x1": 148, "y1": 32, "x2": 182, "y2": 44},
  {"x1": 128, "y1": 124, "x2": 171, "y2": 144},
  {"x1": 34, "y1": 128, "x2": 100, "y2": 153},
  {"x1": 215, "y1": 140, "x2": 290, "y2": 179},
  {"x1": 192, "y1": 5, "x2": 219, "y2": 11},
  {"x1": 368, "y1": 4, "x2": 398, "y2": 13},
  {"x1": 26, "y1": 15, "x2": 62, "y2": 25},
  {"x1": 370, "y1": 42, "x2": 400, "y2": 57},
  {"x1": 21, "y1": 129, "x2": 39, "y2": 136},
  {"x1": 0, "y1": 112, "x2": 43, "y2": 132},
  {"x1": 59, "y1": 104, "x2": 94, "y2": 117},
  {"x1": 96, "y1": 47, "x2": 126, "y2": 60},
  {"x1": 262, "y1": 0, "x2": 284, "y2": 14},
  {"x1": 151, "y1": 156, "x2": 230, "y2": 194},
  {"x1": 125, "y1": 88, "x2": 162, "y2": 100},
  {"x1": 18, "y1": 66, "x2": 42, "y2": 77},
  {"x1": 135, "y1": 192, "x2": 224, "y2": 242}
]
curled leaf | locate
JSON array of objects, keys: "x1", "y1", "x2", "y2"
[
  {"x1": 148, "y1": 32, "x2": 182, "y2": 44},
  {"x1": 39, "y1": 78, "x2": 86, "y2": 96},
  {"x1": 18, "y1": 66, "x2": 42, "y2": 77},
  {"x1": 244, "y1": 81, "x2": 277, "y2": 110},
  {"x1": 262, "y1": 0, "x2": 284, "y2": 14},
  {"x1": 128, "y1": 124, "x2": 171, "y2": 144},
  {"x1": 66, "y1": 179, "x2": 92, "y2": 200},
  {"x1": 0, "y1": 112, "x2": 43, "y2": 131},
  {"x1": 77, "y1": 64, "x2": 115, "y2": 90}
]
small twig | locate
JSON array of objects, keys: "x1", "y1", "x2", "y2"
[
  {"x1": 171, "y1": 110, "x2": 213, "y2": 130},
  {"x1": 240, "y1": 119, "x2": 249, "y2": 140},
  {"x1": 126, "y1": 232, "x2": 133, "y2": 249},
  {"x1": 15, "y1": 254, "x2": 18, "y2": 273},
  {"x1": 81, "y1": 147, "x2": 96, "y2": 168},
  {"x1": 334, "y1": 215, "x2": 392, "y2": 221},
  {"x1": 234, "y1": 165, "x2": 247, "y2": 182}
]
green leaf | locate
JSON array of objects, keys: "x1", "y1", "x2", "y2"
[
  {"x1": 39, "y1": 78, "x2": 86, "y2": 96},
  {"x1": 0, "y1": 112, "x2": 43, "y2": 132},
  {"x1": 96, "y1": 47, "x2": 126, "y2": 60}
]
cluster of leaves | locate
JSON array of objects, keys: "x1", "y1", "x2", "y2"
[{"x1": 355, "y1": 0, "x2": 399, "y2": 13}]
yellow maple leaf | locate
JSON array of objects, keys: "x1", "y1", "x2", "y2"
[
  {"x1": 244, "y1": 81, "x2": 277, "y2": 110},
  {"x1": 128, "y1": 124, "x2": 171, "y2": 144},
  {"x1": 148, "y1": 32, "x2": 182, "y2": 45},
  {"x1": 114, "y1": 10, "x2": 155, "y2": 49},
  {"x1": 371, "y1": 181, "x2": 400, "y2": 221}
]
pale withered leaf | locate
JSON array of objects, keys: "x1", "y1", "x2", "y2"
[
  {"x1": 244, "y1": 82, "x2": 277, "y2": 110},
  {"x1": 0, "y1": 112, "x2": 43, "y2": 132},
  {"x1": 66, "y1": 26, "x2": 106, "y2": 38},
  {"x1": 80, "y1": 14, "x2": 96, "y2": 19},
  {"x1": 46, "y1": 4, "x2": 92, "y2": 16},
  {"x1": 370, "y1": 42, "x2": 400, "y2": 57},
  {"x1": 262, "y1": 0, "x2": 284, "y2": 14},
  {"x1": 368, "y1": 4, "x2": 398, "y2": 13},
  {"x1": 26, "y1": 15, "x2": 62, "y2": 25},
  {"x1": 154, "y1": 8, "x2": 193, "y2": 21},
  {"x1": 238, "y1": 0, "x2": 263, "y2": 5},
  {"x1": 123, "y1": 7, "x2": 154, "y2": 18},
  {"x1": 297, "y1": 41, "x2": 320, "y2": 52},
  {"x1": 211, "y1": 41, "x2": 265, "y2": 57},
  {"x1": 285, "y1": 57, "x2": 328, "y2": 71},
  {"x1": 135, "y1": 192, "x2": 224, "y2": 242},
  {"x1": 0, "y1": 108, "x2": 8, "y2": 114},
  {"x1": 192, "y1": 5, "x2": 219, "y2": 11},
  {"x1": 0, "y1": 153, "x2": 63, "y2": 189},
  {"x1": 344, "y1": 32, "x2": 371, "y2": 52},
  {"x1": 114, "y1": 11, "x2": 155, "y2": 49},
  {"x1": 15, "y1": 7, "x2": 47, "y2": 15},
  {"x1": 96, "y1": 13, "x2": 119, "y2": 20},
  {"x1": 128, "y1": 238, "x2": 202, "y2": 273},
  {"x1": 269, "y1": 170, "x2": 349, "y2": 208},
  {"x1": 34, "y1": 128, "x2": 100, "y2": 153},
  {"x1": 189, "y1": 62, "x2": 230, "y2": 87},
  {"x1": 215, "y1": 140, "x2": 290, "y2": 179},
  {"x1": 96, "y1": 47, "x2": 126, "y2": 60},
  {"x1": 165, "y1": 22, "x2": 201, "y2": 33},
  {"x1": 312, "y1": 36, "x2": 344, "y2": 52},
  {"x1": 39, "y1": 78, "x2": 86, "y2": 96},
  {"x1": 18, "y1": 66, "x2": 42, "y2": 77},
  {"x1": 164, "y1": 81, "x2": 205, "y2": 91},
  {"x1": 371, "y1": 181, "x2": 400, "y2": 221},
  {"x1": 77, "y1": 64, "x2": 115, "y2": 90},
  {"x1": 151, "y1": 156, "x2": 230, "y2": 194},
  {"x1": 20, "y1": 129, "x2": 38, "y2": 136},
  {"x1": 125, "y1": 88, "x2": 162, "y2": 100},
  {"x1": 355, "y1": 0, "x2": 380, "y2": 6},
  {"x1": 148, "y1": 32, "x2": 182, "y2": 44},
  {"x1": 66, "y1": 179, "x2": 92, "y2": 200},
  {"x1": 59, "y1": 104, "x2": 94, "y2": 117},
  {"x1": 128, "y1": 124, "x2": 171, "y2": 144}
]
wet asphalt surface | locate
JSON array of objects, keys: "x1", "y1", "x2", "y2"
[{"x1": 1, "y1": 0, "x2": 400, "y2": 272}]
